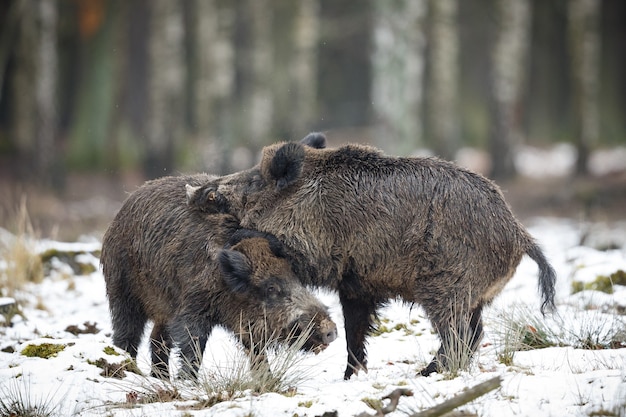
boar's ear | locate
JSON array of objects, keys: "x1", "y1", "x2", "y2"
[
  {"x1": 186, "y1": 184, "x2": 213, "y2": 206},
  {"x1": 186, "y1": 184, "x2": 227, "y2": 213},
  {"x1": 219, "y1": 249, "x2": 252, "y2": 293},
  {"x1": 267, "y1": 142, "x2": 305, "y2": 190},
  {"x1": 300, "y1": 132, "x2": 326, "y2": 149}
]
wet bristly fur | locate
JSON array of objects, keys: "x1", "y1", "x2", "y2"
[
  {"x1": 100, "y1": 174, "x2": 336, "y2": 379},
  {"x1": 187, "y1": 133, "x2": 557, "y2": 379}
]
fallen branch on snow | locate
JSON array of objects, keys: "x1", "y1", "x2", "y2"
[{"x1": 353, "y1": 376, "x2": 502, "y2": 417}]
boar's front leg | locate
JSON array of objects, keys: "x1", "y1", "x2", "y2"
[
  {"x1": 339, "y1": 275, "x2": 384, "y2": 380},
  {"x1": 169, "y1": 313, "x2": 212, "y2": 379}
]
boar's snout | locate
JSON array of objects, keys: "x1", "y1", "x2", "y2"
[
  {"x1": 289, "y1": 314, "x2": 337, "y2": 354},
  {"x1": 320, "y1": 318, "x2": 338, "y2": 345}
]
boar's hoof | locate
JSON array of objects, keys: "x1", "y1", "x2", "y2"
[
  {"x1": 343, "y1": 363, "x2": 368, "y2": 380},
  {"x1": 419, "y1": 361, "x2": 439, "y2": 377}
]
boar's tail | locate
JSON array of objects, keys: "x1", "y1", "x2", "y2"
[{"x1": 526, "y1": 241, "x2": 557, "y2": 315}]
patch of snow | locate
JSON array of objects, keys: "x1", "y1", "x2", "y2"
[{"x1": 1, "y1": 219, "x2": 626, "y2": 416}]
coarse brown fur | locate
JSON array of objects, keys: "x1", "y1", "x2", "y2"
[
  {"x1": 186, "y1": 134, "x2": 557, "y2": 379},
  {"x1": 100, "y1": 174, "x2": 337, "y2": 379}
]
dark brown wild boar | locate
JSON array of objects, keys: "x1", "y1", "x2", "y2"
[
  {"x1": 186, "y1": 133, "x2": 557, "y2": 379},
  {"x1": 100, "y1": 174, "x2": 337, "y2": 379}
]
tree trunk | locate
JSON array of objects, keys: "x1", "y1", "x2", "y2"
[
  {"x1": 568, "y1": 0, "x2": 600, "y2": 177},
  {"x1": 233, "y1": 0, "x2": 274, "y2": 158},
  {"x1": 290, "y1": 0, "x2": 319, "y2": 137},
  {"x1": 11, "y1": 0, "x2": 37, "y2": 181},
  {"x1": 488, "y1": 0, "x2": 532, "y2": 180},
  {"x1": 191, "y1": 0, "x2": 236, "y2": 173},
  {"x1": 371, "y1": 0, "x2": 428, "y2": 155},
  {"x1": 35, "y1": 0, "x2": 58, "y2": 186},
  {"x1": 9, "y1": 0, "x2": 58, "y2": 186},
  {"x1": 144, "y1": 0, "x2": 185, "y2": 179},
  {"x1": 427, "y1": 0, "x2": 459, "y2": 161}
]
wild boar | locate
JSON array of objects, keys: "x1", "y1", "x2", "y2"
[
  {"x1": 100, "y1": 174, "x2": 337, "y2": 378},
  {"x1": 185, "y1": 134, "x2": 556, "y2": 379}
]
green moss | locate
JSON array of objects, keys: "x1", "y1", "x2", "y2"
[
  {"x1": 20, "y1": 343, "x2": 66, "y2": 358},
  {"x1": 39, "y1": 248, "x2": 99, "y2": 276},
  {"x1": 571, "y1": 270, "x2": 626, "y2": 295},
  {"x1": 611, "y1": 269, "x2": 626, "y2": 285},
  {"x1": 103, "y1": 346, "x2": 120, "y2": 356},
  {"x1": 298, "y1": 400, "x2": 313, "y2": 408}
]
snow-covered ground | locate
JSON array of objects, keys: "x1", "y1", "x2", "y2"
[{"x1": 1, "y1": 218, "x2": 626, "y2": 417}]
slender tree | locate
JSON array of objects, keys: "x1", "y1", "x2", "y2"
[
  {"x1": 10, "y1": 0, "x2": 37, "y2": 180},
  {"x1": 290, "y1": 0, "x2": 320, "y2": 137},
  {"x1": 371, "y1": 0, "x2": 428, "y2": 155},
  {"x1": 144, "y1": 0, "x2": 185, "y2": 179},
  {"x1": 488, "y1": 0, "x2": 532, "y2": 180},
  {"x1": 10, "y1": 0, "x2": 58, "y2": 185},
  {"x1": 237, "y1": 0, "x2": 274, "y2": 155},
  {"x1": 34, "y1": 0, "x2": 58, "y2": 186},
  {"x1": 190, "y1": 0, "x2": 236, "y2": 173},
  {"x1": 568, "y1": 0, "x2": 600, "y2": 176},
  {"x1": 427, "y1": 0, "x2": 459, "y2": 160}
]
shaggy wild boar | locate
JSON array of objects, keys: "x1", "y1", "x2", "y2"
[
  {"x1": 186, "y1": 134, "x2": 557, "y2": 379},
  {"x1": 100, "y1": 174, "x2": 337, "y2": 378}
]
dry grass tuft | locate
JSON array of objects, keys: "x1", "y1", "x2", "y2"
[{"x1": 0, "y1": 197, "x2": 43, "y2": 298}]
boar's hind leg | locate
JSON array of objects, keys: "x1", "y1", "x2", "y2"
[
  {"x1": 420, "y1": 302, "x2": 484, "y2": 377},
  {"x1": 150, "y1": 322, "x2": 173, "y2": 379},
  {"x1": 339, "y1": 289, "x2": 383, "y2": 380},
  {"x1": 110, "y1": 293, "x2": 147, "y2": 359}
]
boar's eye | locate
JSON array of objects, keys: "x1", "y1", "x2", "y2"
[{"x1": 263, "y1": 281, "x2": 284, "y2": 300}]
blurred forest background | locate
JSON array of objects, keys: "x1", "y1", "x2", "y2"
[{"x1": 0, "y1": 0, "x2": 625, "y2": 239}]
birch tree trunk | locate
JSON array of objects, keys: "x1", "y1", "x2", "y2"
[
  {"x1": 427, "y1": 0, "x2": 459, "y2": 160},
  {"x1": 568, "y1": 0, "x2": 600, "y2": 176},
  {"x1": 10, "y1": 0, "x2": 58, "y2": 185},
  {"x1": 488, "y1": 0, "x2": 532, "y2": 180},
  {"x1": 35, "y1": 0, "x2": 58, "y2": 185},
  {"x1": 192, "y1": 0, "x2": 236, "y2": 173},
  {"x1": 239, "y1": 0, "x2": 274, "y2": 154},
  {"x1": 290, "y1": 0, "x2": 319, "y2": 137},
  {"x1": 144, "y1": 0, "x2": 185, "y2": 179},
  {"x1": 371, "y1": 0, "x2": 427, "y2": 155}
]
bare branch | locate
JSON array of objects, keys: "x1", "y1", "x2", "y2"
[{"x1": 412, "y1": 376, "x2": 502, "y2": 417}]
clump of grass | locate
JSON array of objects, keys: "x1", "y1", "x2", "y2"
[
  {"x1": 491, "y1": 303, "x2": 626, "y2": 367},
  {"x1": 113, "y1": 318, "x2": 322, "y2": 410},
  {"x1": 490, "y1": 304, "x2": 561, "y2": 366},
  {"x1": 362, "y1": 396, "x2": 384, "y2": 411},
  {"x1": 201, "y1": 318, "x2": 320, "y2": 396},
  {"x1": 0, "y1": 198, "x2": 43, "y2": 299},
  {"x1": 0, "y1": 375, "x2": 67, "y2": 417},
  {"x1": 439, "y1": 323, "x2": 476, "y2": 379}
]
